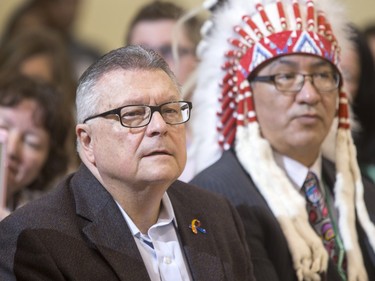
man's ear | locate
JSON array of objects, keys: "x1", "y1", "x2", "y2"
[{"x1": 76, "y1": 124, "x2": 95, "y2": 164}]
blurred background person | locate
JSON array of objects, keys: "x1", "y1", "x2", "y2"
[
  {"x1": 1, "y1": 0, "x2": 374, "y2": 59},
  {"x1": 0, "y1": 27, "x2": 80, "y2": 171},
  {"x1": 0, "y1": 75, "x2": 72, "y2": 220},
  {"x1": 363, "y1": 23, "x2": 375, "y2": 65},
  {"x1": 1, "y1": 0, "x2": 103, "y2": 78},
  {"x1": 0, "y1": 28, "x2": 77, "y2": 109},
  {"x1": 340, "y1": 24, "x2": 375, "y2": 183},
  {"x1": 125, "y1": 1, "x2": 201, "y2": 97},
  {"x1": 125, "y1": 1, "x2": 202, "y2": 181}
]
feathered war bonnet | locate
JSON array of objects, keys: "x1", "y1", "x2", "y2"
[{"x1": 191, "y1": 0, "x2": 375, "y2": 279}]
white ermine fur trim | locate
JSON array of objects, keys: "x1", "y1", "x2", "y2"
[{"x1": 236, "y1": 125, "x2": 328, "y2": 280}]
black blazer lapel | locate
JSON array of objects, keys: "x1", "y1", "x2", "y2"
[
  {"x1": 71, "y1": 165, "x2": 151, "y2": 281},
  {"x1": 82, "y1": 203, "x2": 151, "y2": 281},
  {"x1": 169, "y1": 184, "x2": 226, "y2": 281},
  {"x1": 322, "y1": 158, "x2": 336, "y2": 191}
]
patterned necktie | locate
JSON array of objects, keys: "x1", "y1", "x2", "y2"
[{"x1": 303, "y1": 171, "x2": 337, "y2": 260}]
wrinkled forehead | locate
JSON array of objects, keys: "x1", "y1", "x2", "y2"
[{"x1": 94, "y1": 69, "x2": 180, "y2": 105}]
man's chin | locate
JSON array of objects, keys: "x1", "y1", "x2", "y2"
[{"x1": 143, "y1": 168, "x2": 181, "y2": 183}]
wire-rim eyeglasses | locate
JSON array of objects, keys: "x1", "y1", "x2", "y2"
[{"x1": 249, "y1": 72, "x2": 341, "y2": 94}]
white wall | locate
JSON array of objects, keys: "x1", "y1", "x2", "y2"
[{"x1": 0, "y1": 0, "x2": 374, "y2": 53}]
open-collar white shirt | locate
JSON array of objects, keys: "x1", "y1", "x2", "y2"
[
  {"x1": 116, "y1": 192, "x2": 192, "y2": 281},
  {"x1": 273, "y1": 150, "x2": 322, "y2": 192}
]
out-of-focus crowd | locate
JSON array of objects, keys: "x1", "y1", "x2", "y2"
[{"x1": 0, "y1": 0, "x2": 375, "y2": 280}]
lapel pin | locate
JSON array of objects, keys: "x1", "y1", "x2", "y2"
[{"x1": 189, "y1": 219, "x2": 207, "y2": 234}]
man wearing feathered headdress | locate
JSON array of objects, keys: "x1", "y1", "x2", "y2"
[{"x1": 190, "y1": 0, "x2": 375, "y2": 280}]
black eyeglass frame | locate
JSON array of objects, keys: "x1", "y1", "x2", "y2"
[
  {"x1": 249, "y1": 72, "x2": 341, "y2": 93},
  {"x1": 83, "y1": 101, "x2": 192, "y2": 128}
]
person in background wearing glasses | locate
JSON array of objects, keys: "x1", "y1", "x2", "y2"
[
  {"x1": 190, "y1": 0, "x2": 375, "y2": 280},
  {"x1": 125, "y1": 1, "x2": 202, "y2": 182},
  {"x1": 125, "y1": 1, "x2": 200, "y2": 94},
  {"x1": 0, "y1": 45, "x2": 255, "y2": 281}
]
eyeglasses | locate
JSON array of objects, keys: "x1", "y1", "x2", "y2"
[
  {"x1": 83, "y1": 101, "x2": 192, "y2": 128},
  {"x1": 250, "y1": 72, "x2": 340, "y2": 94}
]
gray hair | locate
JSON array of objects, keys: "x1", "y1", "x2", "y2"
[{"x1": 76, "y1": 45, "x2": 181, "y2": 124}]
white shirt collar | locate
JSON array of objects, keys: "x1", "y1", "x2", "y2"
[
  {"x1": 116, "y1": 192, "x2": 177, "y2": 237},
  {"x1": 273, "y1": 150, "x2": 322, "y2": 190}
]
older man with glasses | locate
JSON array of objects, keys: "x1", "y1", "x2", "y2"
[
  {"x1": 125, "y1": 1, "x2": 202, "y2": 182},
  {"x1": 0, "y1": 45, "x2": 255, "y2": 281}
]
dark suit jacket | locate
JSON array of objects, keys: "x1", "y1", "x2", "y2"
[
  {"x1": 191, "y1": 149, "x2": 375, "y2": 281},
  {"x1": 0, "y1": 164, "x2": 255, "y2": 281}
]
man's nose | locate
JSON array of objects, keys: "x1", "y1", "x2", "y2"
[
  {"x1": 296, "y1": 76, "x2": 321, "y2": 103},
  {"x1": 146, "y1": 111, "x2": 168, "y2": 135}
]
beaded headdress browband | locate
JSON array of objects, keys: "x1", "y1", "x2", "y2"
[{"x1": 189, "y1": 0, "x2": 375, "y2": 280}]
